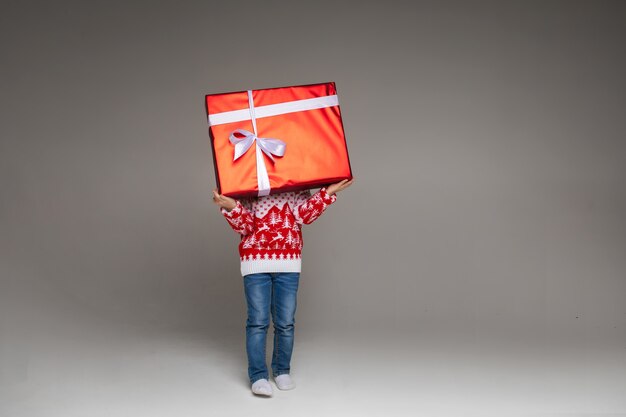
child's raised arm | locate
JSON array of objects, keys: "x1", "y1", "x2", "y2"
[
  {"x1": 213, "y1": 189, "x2": 255, "y2": 236},
  {"x1": 293, "y1": 187, "x2": 337, "y2": 225},
  {"x1": 293, "y1": 179, "x2": 353, "y2": 225}
]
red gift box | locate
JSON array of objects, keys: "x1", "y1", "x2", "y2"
[{"x1": 205, "y1": 81, "x2": 353, "y2": 198}]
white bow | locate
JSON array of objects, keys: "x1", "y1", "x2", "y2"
[{"x1": 229, "y1": 128, "x2": 286, "y2": 163}]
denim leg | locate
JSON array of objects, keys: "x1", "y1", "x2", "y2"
[
  {"x1": 243, "y1": 273, "x2": 272, "y2": 384},
  {"x1": 270, "y1": 272, "x2": 300, "y2": 377}
]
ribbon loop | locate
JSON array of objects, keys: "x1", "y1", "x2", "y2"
[
  {"x1": 229, "y1": 129, "x2": 256, "y2": 161},
  {"x1": 256, "y1": 137, "x2": 286, "y2": 163}
]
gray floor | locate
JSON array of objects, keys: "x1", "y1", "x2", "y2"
[{"x1": 2, "y1": 305, "x2": 625, "y2": 417}]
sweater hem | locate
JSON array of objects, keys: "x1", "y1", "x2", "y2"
[{"x1": 240, "y1": 258, "x2": 302, "y2": 276}]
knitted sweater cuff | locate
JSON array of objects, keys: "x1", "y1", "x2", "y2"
[{"x1": 319, "y1": 187, "x2": 338, "y2": 204}]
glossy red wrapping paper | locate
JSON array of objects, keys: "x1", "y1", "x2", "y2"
[{"x1": 205, "y1": 82, "x2": 353, "y2": 198}]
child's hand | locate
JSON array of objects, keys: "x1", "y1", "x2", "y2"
[
  {"x1": 212, "y1": 189, "x2": 237, "y2": 211},
  {"x1": 326, "y1": 178, "x2": 354, "y2": 195}
]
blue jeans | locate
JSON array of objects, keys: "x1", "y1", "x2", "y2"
[{"x1": 243, "y1": 272, "x2": 300, "y2": 384}]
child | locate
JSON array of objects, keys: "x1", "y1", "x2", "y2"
[{"x1": 212, "y1": 178, "x2": 353, "y2": 396}]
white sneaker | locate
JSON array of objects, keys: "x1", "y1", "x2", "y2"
[
  {"x1": 251, "y1": 378, "x2": 273, "y2": 396},
  {"x1": 273, "y1": 374, "x2": 296, "y2": 390}
]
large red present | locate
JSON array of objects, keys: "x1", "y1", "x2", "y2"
[{"x1": 205, "y1": 81, "x2": 353, "y2": 198}]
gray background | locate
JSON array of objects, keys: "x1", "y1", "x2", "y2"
[{"x1": 1, "y1": 0, "x2": 625, "y2": 416}]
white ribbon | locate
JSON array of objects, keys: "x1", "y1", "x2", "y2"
[
  {"x1": 208, "y1": 94, "x2": 339, "y2": 126},
  {"x1": 229, "y1": 129, "x2": 286, "y2": 163},
  {"x1": 233, "y1": 90, "x2": 287, "y2": 196}
]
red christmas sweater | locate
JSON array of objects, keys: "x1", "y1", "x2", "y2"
[{"x1": 220, "y1": 187, "x2": 337, "y2": 276}]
